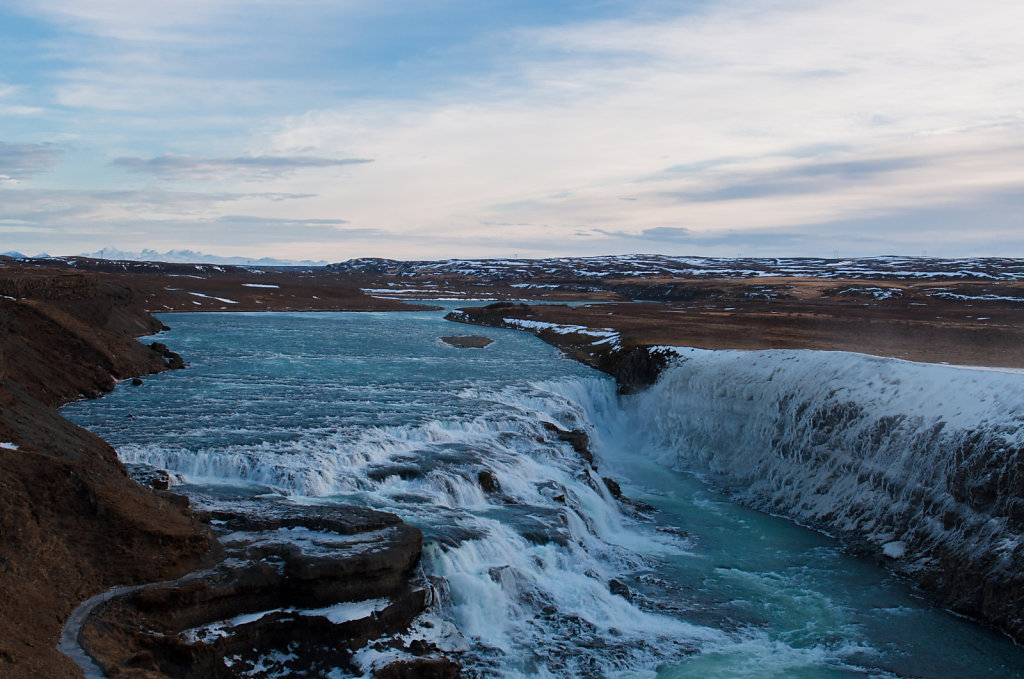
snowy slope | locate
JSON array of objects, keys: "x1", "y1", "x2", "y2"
[{"x1": 623, "y1": 348, "x2": 1024, "y2": 635}]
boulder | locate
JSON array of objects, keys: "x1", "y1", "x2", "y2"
[{"x1": 477, "y1": 470, "x2": 500, "y2": 494}]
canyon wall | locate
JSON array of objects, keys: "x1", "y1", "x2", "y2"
[
  {"x1": 0, "y1": 266, "x2": 211, "y2": 678},
  {"x1": 624, "y1": 348, "x2": 1024, "y2": 641}
]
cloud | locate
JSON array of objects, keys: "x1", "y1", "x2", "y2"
[
  {"x1": 0, "y1": 82, "x2": 43, "y2": 117},
  {"x1": 258, "y1": 0, "x2": 1024, "y2": 256},
  {"x1": 9, "y1": 0, "x2": 290, "y2": 42},
  {"x1": 582, "y1": 185, "x2": 1024, "y2": 257},
  {"x1": 662, "y1": 156, "x2": 924, "y2": 202},
  {"x1": 166, "y1": 216, "x2": 373, "y2": 244},
  {"x1": 0, "y1": 141, "x2": 62, "y2": 181},
  {"x1": 592, "y1": 226, "x2": 814, "y2": 249},
  {"x1": 0, "y1": 187, "x2": 316, "y2": 225},
  {"x1": 112, "y1": 154, "x2": 373, "y2": 181}
]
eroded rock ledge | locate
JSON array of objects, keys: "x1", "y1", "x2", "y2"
[{"x1": 76, "y1": 498, "x2": 456, "y2": 678}]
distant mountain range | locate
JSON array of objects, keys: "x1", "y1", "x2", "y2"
[
  {"x1": 3, "y1": 248, "x2": 327, "y2": 267},
  {"x1": 1, "y1": 251, "x2": 51, "y2": 259}
]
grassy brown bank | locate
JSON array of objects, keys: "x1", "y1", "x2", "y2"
[
  {"x1": 448, "y1": 276, "x2": 1024, "y2": 372},
  {"x1": 0, "y1": 266, "x2": 212, "y2": 678},
  {"x1": 6, "y1": 255, "x2": 437, "y2": 313}
]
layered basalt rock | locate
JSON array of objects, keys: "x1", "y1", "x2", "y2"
[{"x1": 74, "y1": 499, "x2": 450, "y2": 679}]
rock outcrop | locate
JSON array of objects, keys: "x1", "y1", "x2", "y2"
[
  {"x1": 75, "y1": 499, "x2": 448, "y2": 678},
  {"x1": 440, "y1": 335, "x2": 493, "y2": 349}
]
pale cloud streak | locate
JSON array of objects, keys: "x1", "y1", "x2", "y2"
[
  {"x1": 113, "y1": 154, "x2": 372, "y2": 181},
  {"x1": 0, "y1": 187, "x2": 315, "y2": 225},
  {"x1": 0, "y1": 141, "x2": 63, "y2": 183},
  {"x1": 11, "y1": 0, "x2": 313, "y2": 42}
]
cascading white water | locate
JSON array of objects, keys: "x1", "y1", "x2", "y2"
[{"x1": 99, "y1": 362, "x2": 724, "y2": 674}]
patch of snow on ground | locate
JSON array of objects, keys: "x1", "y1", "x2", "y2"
[
  {"x1": 183, "y1": 598, "x2": 390, "y2": 644},
  {"x1": 501, "y1": 318, "x2": 622, "y2": 350},
  {"x1": 241, "y1": 283, "x2": 280, "y2": 288},
  {"x1": 883, "y1": 541, "x2": 907, "y2": 558},
  {"x1": 931, "y1": 292, "x2": 1023, "y2": 302},
  {"x1": 502, "y1": 318, "x2": 614, "y2": 337},
  {"x1": 362, "y1": 288, "x2": 445, "y2": 294},
  {"x1": 835, "y1": 286, "x2": 902, "y2": 299},
  {"x1": 300, "y1": 598, "x2": 389, "y2": 623},
  {"x1": 189, "y1": 292, "x2": 239, "y2": 304},
  {"x1": 0, "y1": 442, "x2": 18, "y2": 450}
]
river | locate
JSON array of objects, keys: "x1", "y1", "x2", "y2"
[{"x1": 62, "y1": 307, "x2": 1024, "y2": 678}]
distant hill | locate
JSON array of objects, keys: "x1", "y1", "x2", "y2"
[{"x1": 329, "y1": 254, "x2": 1024, "y2": 281}]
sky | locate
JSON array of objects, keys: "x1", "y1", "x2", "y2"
[{"x1": 1, "y1": 0, "x2": 1022, "y2": 261}]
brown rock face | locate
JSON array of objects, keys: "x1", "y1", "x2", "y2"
[
  {"x1": 0, "y1": 265, "x2": 211, "y2": 678},
  {"x1": 542, "y1": 422, "x2": 594, "y2": 465}
]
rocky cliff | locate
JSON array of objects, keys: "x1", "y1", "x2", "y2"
[{"x1": 0, "y1": 266, "x2": 211, "y2": 678}]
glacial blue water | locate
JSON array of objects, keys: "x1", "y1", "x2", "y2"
[{"x1": 62, "y1": 308, "x2": 1024, "y2": 678}]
